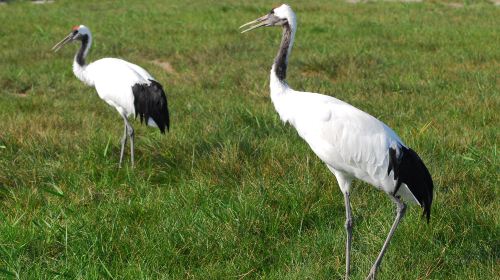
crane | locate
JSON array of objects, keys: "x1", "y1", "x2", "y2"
[
  {"x1": 241, "y1": 4, "x2": 433, "y2": 279},
  {"x1": 52, "y1": 25, "x2": 170, "y2": 168}
]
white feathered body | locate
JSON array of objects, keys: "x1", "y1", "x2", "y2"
[
  {"x1": 73, "y1": 57, "x2": 156, "y2": 125},
  {"x1": 270, "y1": 71, "x2": 418, "y2": 204}
]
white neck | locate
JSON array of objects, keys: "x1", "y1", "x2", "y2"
[{"x1": 72, "y1": 34, "x2": 94, "y2": 86}]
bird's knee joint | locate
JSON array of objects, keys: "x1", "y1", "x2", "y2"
[
  {"x1": 345, "y1": 218, "x2": 353, "y2": 231},
  {"x1": 397, "y1": 203, "x2": 407, "y2": 214}
]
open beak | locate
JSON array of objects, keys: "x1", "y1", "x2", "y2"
[
  {"x1": 240, "y1": 14, "x2": 272, "y2": 33},
  {"x1": 52, "y1": 32, "x2": 75, "y2": 52}
]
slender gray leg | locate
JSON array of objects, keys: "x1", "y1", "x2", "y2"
[
  {"x1": 330, "y1": 168, "x2": 354, "y2": 279},
  {"x1": 119, "y1": 122, "x2": 128, "y2": 168},
  {"x1": 344, "y1": 192, "x2": 353, "y2": 280},
  {"x1": 127, "y1": 123, "x2": 135, "y2": 168},
  {"x1": 119, "y1": 114, "x2": 134, "y2": 168},
  {"x1": 365, "y1": 196, "x2": 407, "y2": 280}
]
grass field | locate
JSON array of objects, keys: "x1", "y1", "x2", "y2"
[{"x1": 0, "y1": 0, "x2": 499, "y2": 279}]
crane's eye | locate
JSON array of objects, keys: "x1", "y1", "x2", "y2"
[
  {"x1": 269, "y1": 9, "x2": 274, "y2": 14},
  {"x1": 72, "y1": 30, "x2": 78, "y2": 35}
]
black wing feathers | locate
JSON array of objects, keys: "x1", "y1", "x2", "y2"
[
  {"x1": 132, "y1": 79, "x2": 170, "y2": 133},
  {"x1": 388, "y1": 146, "x2": 434, "y2": 223}
]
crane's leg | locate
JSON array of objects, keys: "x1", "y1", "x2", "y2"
[
  {"x1": 119, "y1": 113, "x2": 134, "y2": 168},
  {"x1": 128, "y1": 123, "x2": 135, "y2": 168},
  {"x1": 119, "y1": 121, "x2": 128, "y2": 168},
  {"x1": 365, "y1": 196, "x2": 406, "y2": 280},
  {"x1": 329, "y1": 167, "x2": 354, "y2": 279},
  {"x1": 344, "y1": 192, "x2": 353, "y2": 280}
]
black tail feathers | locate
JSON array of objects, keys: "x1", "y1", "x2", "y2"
[
  {"x1": 389, "y1": 146, "x2": 434, "y2": 223},
  {"x1": 132, "y1": 79, "x2": 170, "y2": 133}
]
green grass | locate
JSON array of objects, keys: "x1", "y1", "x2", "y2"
[{"x1": 0, "y1": 0, "x2": 499, "y2": 279}]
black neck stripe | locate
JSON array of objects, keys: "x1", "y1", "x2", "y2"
[
  {"x1": 76, "y1": 34, "x2": 89, "y2": 66},
  {"x1": 274, "y1": 23, "x2": 292, "y2": 81}
]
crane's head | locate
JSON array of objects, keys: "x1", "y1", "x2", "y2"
[
  {"x1": 52, "y1": 25, "x2": 91, "y2": 52},
  {"x1": 240, "y1": 4, "x2": 295, "y2": 33}
]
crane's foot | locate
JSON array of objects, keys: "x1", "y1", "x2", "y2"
[{"x1": 365, "y1": 267, "x2": 377, "y2": 280}]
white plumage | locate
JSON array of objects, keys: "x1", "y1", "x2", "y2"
[
  {"x1": 53, "y1": 25, "x2": 170, "y2": 168},
  {"x1": 80, "y1": 58, "x2": 150, "y2": 116},
  {"x1": 242, "y1": 5, "x2": 433, "y2": 280},
  {"x1": 270, "y1": 79, "x2": 417, "y2": 202}
]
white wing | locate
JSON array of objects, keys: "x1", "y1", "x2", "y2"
[
  {"x1": 277, "y1": 90, "x2": 404, "y2": 191},
  {"x1": 124, "y1": 61, "x2": 155, "y2": 81},
  {"x1": 86, "y1": 58, "x2": 154, "y2": 116}
]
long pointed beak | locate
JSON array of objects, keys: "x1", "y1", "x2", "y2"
[
  {"x1": 240, "y1": 14, "x2": 270, "y2": 33},
  {"x1": 52, "y1": 33, "x2": 74, "y2": 52}
]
